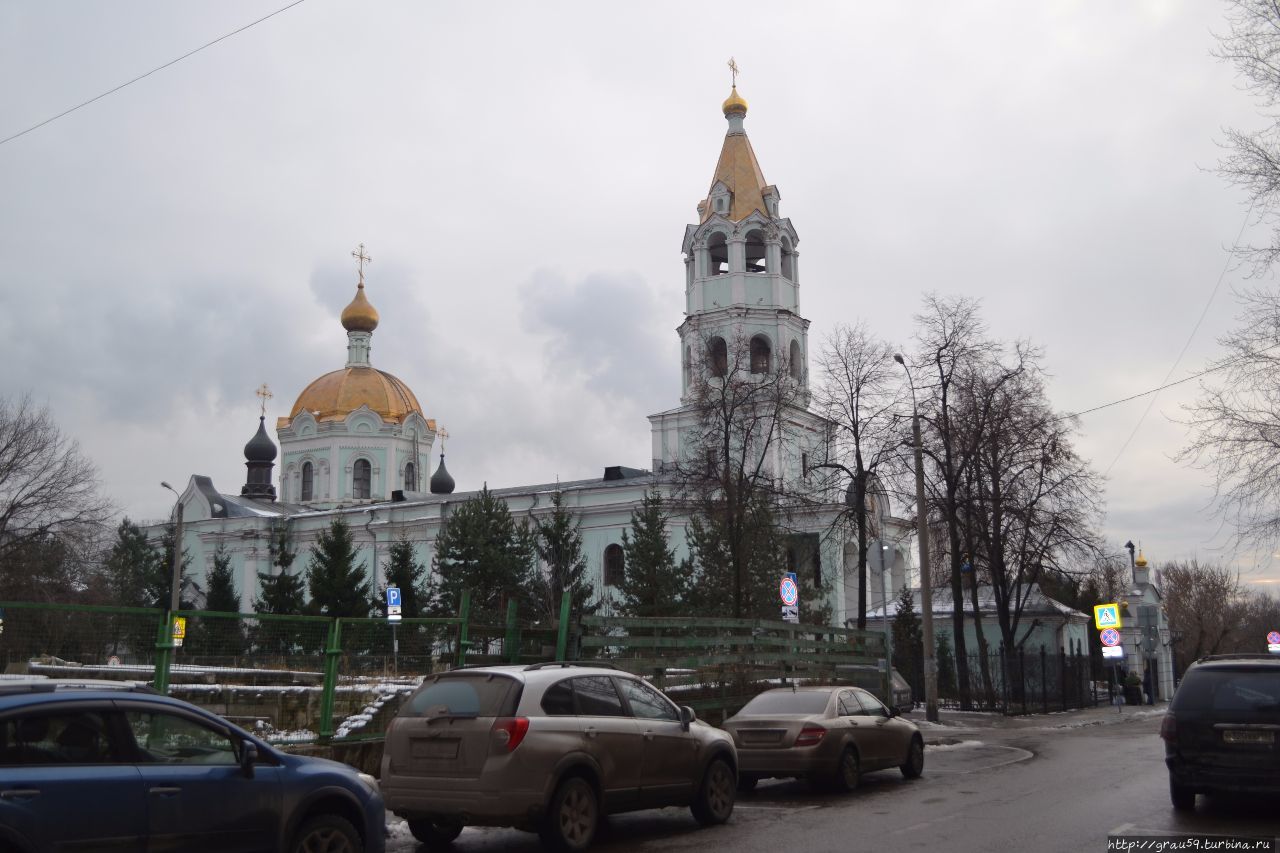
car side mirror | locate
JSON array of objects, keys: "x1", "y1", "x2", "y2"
[
  {"x1": 888, "y1": 706, "x2": 900, "y2": 718},
  {"x1": 679, "y1": 706, "x2": 696, "y2": 731},
  {"x1": 240, "y1": 742, "x2": 258, "y2": 779}
]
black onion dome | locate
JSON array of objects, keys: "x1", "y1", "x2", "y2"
[
  {"x1": 430, "y1": 454, "x2": 455, "y2": 495},
  {"x1": 244, "y1": 416, "x2": 278, "y2": 463}
]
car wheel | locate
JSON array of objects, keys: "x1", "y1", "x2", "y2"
[
  {"x1": 407, "y1": 819, "x2": 464, "y2": 847},
  {"x1": 832, "y1": 747, "x2": 860, "y2": 793},
  {"x1": 540, "y1": 775, "x2": 598, "y2": 852},
  {"x1": 900, "y1": 736, "x2": 924, "y2": 779},
  {"x1": 291, "y1": 814, "x2": 363, "y2": 853},
  {"x1": 691, "y1": 757, "x2": 736, "y2": 825},
  {"x1": 737, "y1": 773, "x2": 759, "y2": 793},
  {"x1": 1170, "y1": 779, "x2": 1196, "y2": 812}
]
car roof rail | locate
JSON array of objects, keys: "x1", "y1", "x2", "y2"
[
  {"x1": 0, "y1": 678, "x2": 160, "y2": 696},
  {"x1": 1196, "y1": 653, "x2": 1279, "y2": 663},
  {"x1": 523, "y1": 661, "x2": 619, "y2": 672}
]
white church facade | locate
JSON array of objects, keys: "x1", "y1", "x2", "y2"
[{"x1": 155, "y1": 87, "x2": 915, "y2": 625}]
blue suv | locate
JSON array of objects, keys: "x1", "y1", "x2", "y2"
[{"x1": 0, "y1": 678, "x2": 385, "y2": 853}]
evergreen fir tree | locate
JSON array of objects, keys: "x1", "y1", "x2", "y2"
[
  {"x1": 102, "y1": 518, "x2": 162, "y2": 609},
  {"x1": 686, "y1": 493, "x2": 785, "y2": 619},
  {"x1": 255, "y1": 527, "x2": 306, "y2": 615},
  {"x1": 617, "y1": 490, "x2": 688, "y2": 618},
  {"x1": 891, "y1": 585, "x2": 924, "y2": 695},
  {"x1": 373, "y1": 535, "x2": 429, "y2": 618},
  {"x1": 433, "y1": 485, "x2": 533, "y2": 620},
  {"x1": 305, "y1": 519, "x2": 371, "y2": 618},
  {"x1": 531, "y1": 491, "x2": 598, "y2": 622},
  {"x1": 196, "y1": 546, "x2": 245, "y2": 656},
  {"x1": 153, "y1": 523, "x2": 196, "y2": 610},
  {"x1": 936, "y1": 632, "x2": 957, "y2": 696}
]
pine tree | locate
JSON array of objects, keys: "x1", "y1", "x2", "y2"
[
  {"x1": 153, "y1": 523, "x2": 196, "y2": 610},
  {"x1": 616, "y1": 490, "x2": 689, "y2": 618},
  {"x1": 891, "y1": 585, "x2": 924, "y2": 695},
  {"x1": 305, "y1": 519, "x2": 371, "y2": 618},
  {"x1": 100, "y1": 518, "x2": 165, "y2": 654},
  {"x1": 936, "y1": 632, "x2": 957, "y2": 696},
  {"x1": 255, "y1": 527, "x2": 306, "y2": 615},
  {"x1": 433, "y1": 485, "x2": 533, "y2": 620},
  {"x1": 196, "y1": 546, "x2": 245, "y2": 656},
  {"x1": 373, "y1": 535, "x2": 429, "y2": 618},
  {"x1": 531, "y1": 491, "x2": 598, "y2": 622},
  {"x1": 686, "y1": 493, "x2": 785, "y2": 619}
]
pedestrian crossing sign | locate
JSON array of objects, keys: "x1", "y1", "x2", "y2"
[{"x1": 1094, "y1": 603, "x2": 1121, "y2": 630}]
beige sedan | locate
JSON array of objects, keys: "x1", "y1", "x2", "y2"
[{"x1": 722, "y1": 685, "x2": 924, "y2": 792}]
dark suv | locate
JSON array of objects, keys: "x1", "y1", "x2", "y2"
[
  {"x1": 0, "y1": 678, "x2": 385, "y2": 853},
  {"x1": 381, "y1": 662, "x2": 737, "y2": 851},
  {"x1": 1162, "y1": 654, "x2": 1280, "y2": 810}
]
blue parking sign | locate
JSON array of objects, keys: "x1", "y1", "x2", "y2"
[{"x1": 386, "y1": 587, "x2": 401, "y2": 608}]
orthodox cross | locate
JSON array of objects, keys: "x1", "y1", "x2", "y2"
[
  {"x1": 256, "y1": 383, "x2": 273, "y2": 417},
  {"x1": 437, "y1": 426, "x2": 449, "y2": 453},
  {"x1": 728, "y1": 57, "x2": 740, "y2": 88},
  {"x1": 351, "y1": 242, "x2": 372, "y2": 285}
]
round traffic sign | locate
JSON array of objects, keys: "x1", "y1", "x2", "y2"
[
  {"x1": 1100, "y1": 628, "x2": 1121, "y2": 647},
  {"x1": 1268, "y1": 631, "x2": 1280, "y2": 645},
  {"x1": 779, "y1": 577, "x2": 799, "y2": 607}
]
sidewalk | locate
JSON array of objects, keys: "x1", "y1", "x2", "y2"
[{"x1": 912, "y1": 700, "x2": 1168, "y2": 742}]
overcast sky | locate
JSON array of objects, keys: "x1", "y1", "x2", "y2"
[{"x1": 2, "y1": 2, "x2": 1275, "y2": 590}]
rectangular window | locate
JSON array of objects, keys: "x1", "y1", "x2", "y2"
[{"x1": 353, "y1": 459, "x2": 371, "y2": 499}]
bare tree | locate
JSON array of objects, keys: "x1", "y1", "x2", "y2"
[
  {"x1": 813, "y1": 322, "x2": 907, "y2": 629},
  {"x1": 1214, "y1": 0, "x2": 1280, "y2": 274},
  {"x1": 1180, "y1": 286, "x2": 1280, "y2": 548},
  {"x1": 0, "y1": 395, "x2": 112, "y2": 573},
  {"x1": 1161, "y1": 560, "x2": 1247, "y2": 664}
]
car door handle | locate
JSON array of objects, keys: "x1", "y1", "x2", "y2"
[
  {"x1": 149, "y1": 787, "x2": 182, "y2": 796},
  {"x1": 0, "y1": 789, "x2": 40, "y2": 800},
  {"x1": 643, "y1": 730, "x2": 655, "y2": 741},
  {"x1": 584, "y1": 726, "x2": 598, "y2": 739}
]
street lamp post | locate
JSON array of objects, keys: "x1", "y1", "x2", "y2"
[
  {"x1": 880, "y1": 542, "x2": 893, "y2": 704},
  {"x1": 894, "y1": 353, "x2": 938, "y2": 722},
  {"x1": 160, "y1": 482, "x2": 184, "y2": 615}
]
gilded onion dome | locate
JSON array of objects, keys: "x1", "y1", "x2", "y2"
[
  {"x1": 287, "y1": 367, "x2": 423, "y2": 425},
  {"x1": 340, "y1": 282, "x2": 379, "y2": 332},
  {"x1": 722, "y1": 86, "x2": 748, "y2": 116}
]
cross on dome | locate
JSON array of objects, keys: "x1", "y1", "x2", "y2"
[
  {"x1": 351, "y1": 242, "x2": 372, "y2": 286},
  {"x1": 256, "y1": 383, "x2": 273, "y2": 417}
]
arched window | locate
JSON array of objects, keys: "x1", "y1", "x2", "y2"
[
  {"x1": 604, "y1": 544, "x2": 625, "y2": 587},
  {"x1": 707, "y1": 232, "x2": 729, "y2": 275},
  {"x1": 405, "y1": 462, "x2": 416, "y2": 492},
  {"x1": 684, "y1": 346, "x2": 692, "y2": 389},
  {"x1": 353, "y1": 458, "x2": 372, "y2": 500},
  {"x1": 708, "y1": 337, "x2": 728, "y2": 377},
  {"x1": 781, "y1": 237, "x2": 795, "y2": 280},
  {"x1": 744, "y1": 229, "x2": 768, "y2": 273},
  {"x1": 751, "y1": 335, "x2": 772, "y2": 374},
  {"x1": 789, "y1": 340, "x2": 803, "y2": 381},
  {"x1": 301, "y1": 461, "x2": 314, "y2": 502}
]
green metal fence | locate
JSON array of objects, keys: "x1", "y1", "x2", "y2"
[{"x1": 0, "y1": 595, "x2": 885, "y2": 739}]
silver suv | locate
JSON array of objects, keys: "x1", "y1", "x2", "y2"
[{"x1": 381, "y1": 662, "x2": 737, "y2": 851}]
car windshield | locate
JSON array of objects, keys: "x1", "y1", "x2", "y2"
[
  {"x1": 1173, "y1": 668, "x2": 1280, "y2": 714},
  {"x1": 739, "y1": 690, "x2": 831, "y2": 715},
  {"x1": 403, "y1": 673, "x2": 519, "y2": 718}
]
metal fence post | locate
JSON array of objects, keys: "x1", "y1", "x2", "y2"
[
  {"x1": 457, "y1": 590, "x2": 471, "y2": 667},
  {"x1": 554, "y1": 590, "x2": 571, "y2": 662},
  {"x1": 1019, "y1": 648, "x2": 1027, "y2": 715},
  {"x1": 319, "y1": 618, "x2": 343, "y2": 740},
  {"x1": 153, "y1": 611, "x2": 174, "y2": 694},
  {"x1": 505, "y1": 598, "x2": 520, "y2": 663},
  {"x1": 1040, "y1": 645, "x2": 1048, "y2": 714}
]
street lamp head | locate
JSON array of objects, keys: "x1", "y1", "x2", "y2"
[{"x1": 893, "y1": 353, "x2": 905, "y2": 365}]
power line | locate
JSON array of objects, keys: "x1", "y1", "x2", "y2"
[
  {"x1": 1058, "y1": 339, "x2": 1280, "y2": 422},
  {"x1": 0, "y1": 0, "x2": 309, "y2": 149},
  {"x1": 1101, "y1": 199, "x2": 1255, "y2": 474}
]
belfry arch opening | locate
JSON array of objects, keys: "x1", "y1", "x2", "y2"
[
  {"x1": 781, "y1": 237, "x2": 795, "y2": 280},
  {"x1": 708, "y1": 337, "x2": 728, "y2": 377},
  {"x1": 707, "y1": 232, "x2": 729, "y2": 275},
  {"x1": 744, "y1": 228, "x2": 768, "y2": 273},
  {"x1": 751, "y1": 335, "x2": 772, "y2": 374},
  {"x1": 789, "y1": 340, "x2": 803, "y2": 381}
]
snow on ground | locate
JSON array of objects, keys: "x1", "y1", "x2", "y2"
[{"x1": 926, "y1": 740, "x2": 985, "y2": 751}]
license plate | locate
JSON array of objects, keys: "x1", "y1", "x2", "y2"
[
  {"x1": 1223, "y1": 729, "x2": 1275, "y2": 745},
  {"x1": 412, "y1": 739, "x2": 459, "y2": 759},
  {"x1": 740, "y1": 729, "x2": 784, "y2": 745}
]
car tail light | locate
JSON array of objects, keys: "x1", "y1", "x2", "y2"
[
  {"x1": 795, "y1": 725, "x2": 827, "y2": 747},
  {"x1": 1160, "y1": 714, "x2": 1176, "y2": 743},
  {"x1": 492, "y1": 717, "x2": 530, "y2": 752}
]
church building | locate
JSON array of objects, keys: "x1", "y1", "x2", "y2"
[{"x1": 155, "y1": 86, "x2": 914, "y2": 625}]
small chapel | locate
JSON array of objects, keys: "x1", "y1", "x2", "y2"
[{"x1": 154, "y1": 85, "x2": 914, "y2": 625}]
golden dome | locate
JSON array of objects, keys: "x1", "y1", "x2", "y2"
[
  {"x1": 340, "y1": 283, "x2": 379, "y2": 333},
  {"x1": 722, "y1": 86, "x2": 748, "y2": 116},
  {"x1": 1135, "y1": 550, "x2": 1149, "y2": 569},
  {"x1": 287, "y1": 367, "x2": 422, "y2": 425}
]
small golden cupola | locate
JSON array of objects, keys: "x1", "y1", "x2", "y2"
[
  {"x1": 722, "y1": 85, "x2": 748, "y2": 117},
  {"x1": 340, "y1": 282, "x2": 379, "y2": 333},
  {"x1": 1135, "y1": 550, "x2": 1148, "y2": 569}
]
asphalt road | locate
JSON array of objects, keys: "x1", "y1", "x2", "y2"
[{"x1": 386, "y1": 711, "x2": 1280, "y2": 853}]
